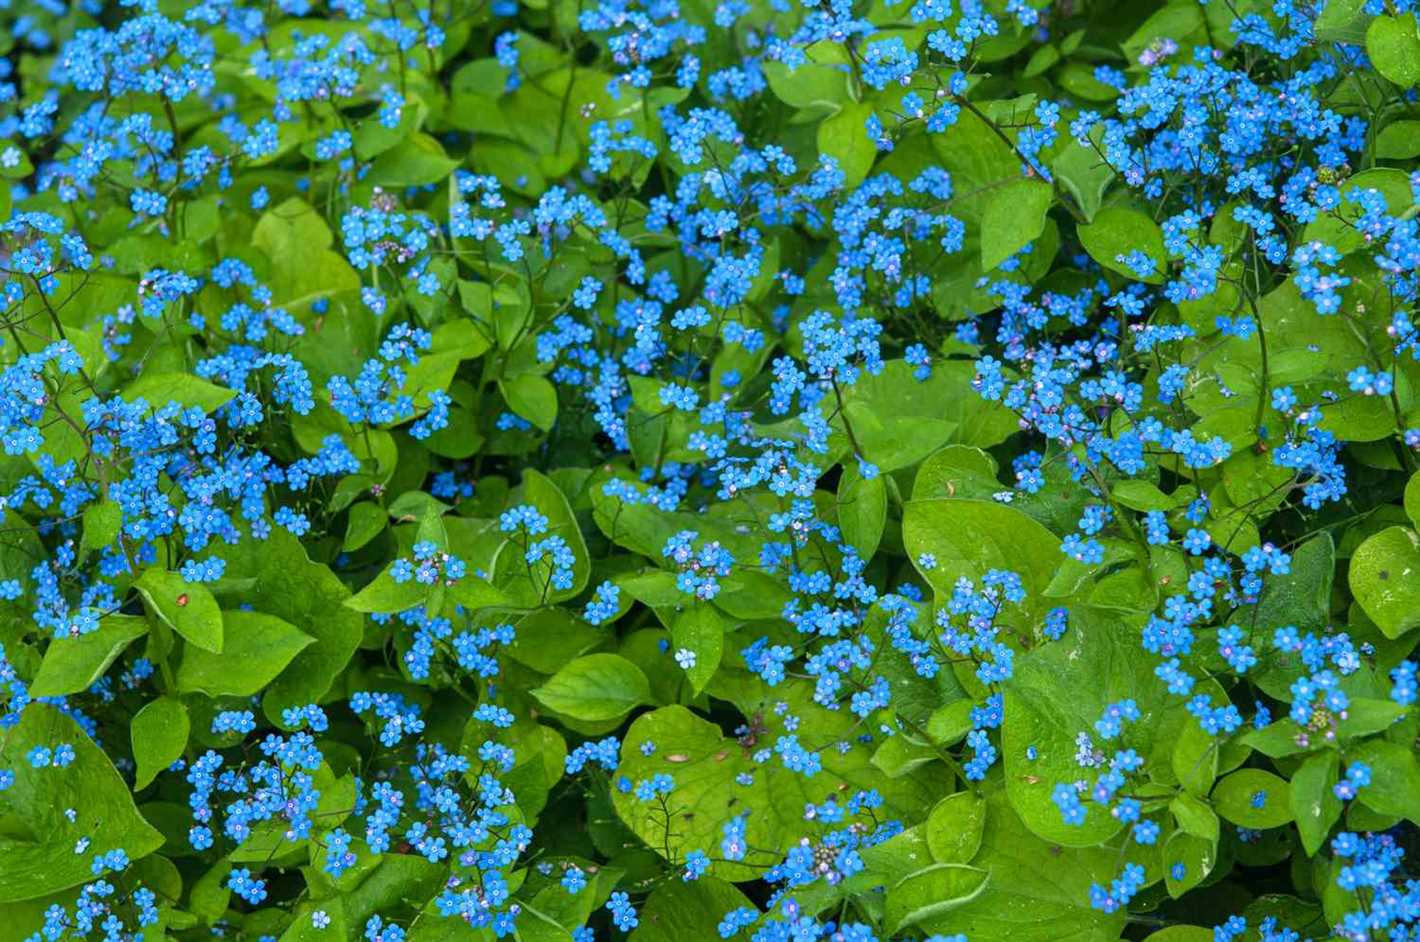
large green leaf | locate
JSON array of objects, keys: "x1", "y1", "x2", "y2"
[
  {"x1": 531, "y1": 653, "x2": 651, "y2": 722},
  {"x1": 135, "y1": 569, "x2": 224, "y2": 653},
  {"x1": 205, "y1": 529, "x2": 364, "y2": 722},
  {"x1": 176, "y1": 610, "x2": 313, "y2": 697},
  {"x1": 611, "y1": 701, "x2": 937, "y2": 881},
  {"x1": 1002, "y1": 606, "x2": 1170, "y2": 844},
  {"x1": 29, "y1": 615, "x2": 148, "y2": 697},
  {"x1": 1348, "y1": 526, "x2": 1420, "y2": 638},
  {"x1": 902, "y1": 497, "x2": 1062, "y2": 601},
  {"x1": 0, "y1": 704, "x2": 164, "y2": 902}
]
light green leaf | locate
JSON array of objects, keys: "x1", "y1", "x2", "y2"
[
  {"x1": 628, "y1": 878, "x2": 755, "y2": 942},
  {"x1": 885, "y1": 864, "x2": 991, "y2": 934},
  {"x1": 1348, "y1": 526, "x2": 1420, "y2": 638},
  {"x1": 1213, "y1": 768, "x2": 1294, "y2": 828},
  {"x1": 80, "y1": 501, "x2": 122, "y2": 556},
  {"x1": 345, "y1": 563, "x2": 430, "y2": 614},
  {"x1": 30, "y1": 615, "x2": 148, "y2": 698},
  {"x1": 135, "y1": 569, "x2": 224, "y2": 653},
  {"x1": 122, "y1": 373, "x2": 236, "y2": 414},
  {"x1": 1290, "y1": 752, "x2": 1341, "y2": 856},
  {"x1": 532, "y1": 653, "x2": 651, "y2": 722},
  {"x1": 500, "y1": 373, "x2": 559, "y2": 431},
  {"x1": 1367, "y1": 14, "x2": 1420, "y2": 88},
  {"x1": 903, "y1": 497, "x2": 1061, "y2": 602},
  {"x1": 926, "y1": 791, "x2": 987, "y2": 864},
  {"x1": 818, "y1": 102, "x2": 875, "y2": 189},
  {"x1": 0, "y1": 703, "x2": 164, "y2": 902},
  {"x1": 1077, "y1": 206, "x2": 1167, "y2": 283},
  {"x1": 670, "y1": 605, "x2": 725, "y2": 696}
]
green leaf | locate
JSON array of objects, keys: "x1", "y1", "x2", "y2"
[
  {"x1": 1290, "y1": 752, "x2": 1342, "y2": 855},
  {"x1": 175, "y1": 610, "x2": 313, "y2": 697},
  {"x1": 903, "y1": 498, "x2": 1061, "y2": 603},
  {"x1": 343, "y1": 501, "x2": 387, "y2": 552},
  {"x1": 29, "y1": 615, "x2": 148, "y2": 698},
  {"x1": 345, "y1": 563, "x2": 429, "y2": 614},
  {"x1": 837, "y1": 465, "x2": 887, "y2": 559},
  {"x1": 762, "y1": 61, "x2": 851, "y2": 110},
  {"x1": 1316, "y1": 0, "x2": 1371, "y2": 43},
  {"x1": 1348, "y1": 526, "x2": 1420, "y2": 638},
  {"x1": 0, "y1": 703, "x2": 164, "y2": 902},
  {"x1": 1164, "y1": 830, "x2": 1215, "y2": 896},
  {"x1": 885, "y1": 864, "x2": 990, "y2": 934},
  {"x1": 532, "y1": 653, "x2": 651, "y2": 722},
  {"x1": 1348, "y1": 739, "x2": 1420, "y2": 825},
  {"x1": 368, "y1": 132, "x2": 462, "y2": 187},
  {"x1": 132, "y1": 697, "x2": 190, "y2": 790},
  {"x1": 1255, "y1": 533, "x2": 1334, "y2": 634},
  {"x1": 611, "y1": 700, "x2": 937, "y2": 881},
  {"x1": 251, "y1": 197, "x2": 360, "y2": 308},
  {"x1": 1077, "y1": 206, "x2": 1167, "y2": 283},
  {"x1": 628, "y1": 878, "x2": 755, "y2": 942},
  {"x1": 980, "y1": 178, "x2": 1053, "y2": 270},
  {"x1": 1051, "y1": 130, "x2": 1114, "y2": 222},
  {"x1": 1405, "y1": 471, "x2": 1420, "y2": 529},
  {"x1": 1003, "y1": 606, "x2": 1171, "y2": 844},
  {"x1": 1367, "y1": 14, "x2": 1420, "y2": 88},
  {"x1": 926, "y1": 791, "x2": 986, "y2": 864},
  {"x1": 500, "y1": 373, "x2": 559, "y2": 431},
  {"x1": 1143, "y1": 929, "x2": 1213, "y2": 942},
  {"x1": 670, "y1": 605, "x2": 725, "y2": 696},
  {"x1": 135, "y1": 569, "x2": 224, "y2": 653},
  {"x1": 904, "y1": 785, "x2": 1126, "y2": 941},
  {"x1": 1213, "y1": 768, "x2": 1294, "y2": 828},
  {"x1": 818, "y1": 102, "x2": 875, "y2": 189},
  {"x1": 80, "y1": 501, "x2": 122, "y2": 556},
  {"x1": 1171, "y1": 718, "x2": 1219, "y2": 799},
  {"x1": 201, "y1": 529, "x2": 364, "y2": 723},
  {"x1": 1377, "y1": 120, "x2": 1420, "y2": 159},
  {"x1": 121, "y1": 373, "x2": 236, "y2": 414},
  {"x1": 495, "y1": 469, "x2": 590, "y2": 604}
]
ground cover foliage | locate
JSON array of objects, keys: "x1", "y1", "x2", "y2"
[{"x1": 1, "y1": 0, "x2": 1420, "y2": 939}]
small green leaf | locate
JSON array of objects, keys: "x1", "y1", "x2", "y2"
[
  {"x1": 1213, "y1": 768, "x2": 1294, "y2": 828},
  {"x1": 838, "y1": 465, "x2": 887, "y2": 559},
  {"x1": 121, "y1": 373, "x2": 236, "y2": 414},
  {"x1": 1290, "y1": 752, "x2": 1342, "y2": 856},
  {"x1": 670, "y1": 605, "x2": 724, "y2": 696},
  {"x1": 818, "y1": 102, "x2": 876, "y2": 189},
  {"x1": 80, "y1": 501, "x2": 122, "y2": 556},
  {"x1": 532, "y1": 653, "x2": 651, "y2": 722},
  {"x1": 345, "y1": 563, "x2": 429, "y2": 614},
  {"x1": 132, "y1": 697, "x2": 190, "y2": 790},
  {"x1": 135, "y1": 569, "x2": 224, "y2": 653},
  {"x1": 343, "y1": 501, "x2": 387, "y2": 552}
]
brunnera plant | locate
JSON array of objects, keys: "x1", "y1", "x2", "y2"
[{"x1": 0, "y1": 0, "x2": 1419, "y2": 939}]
